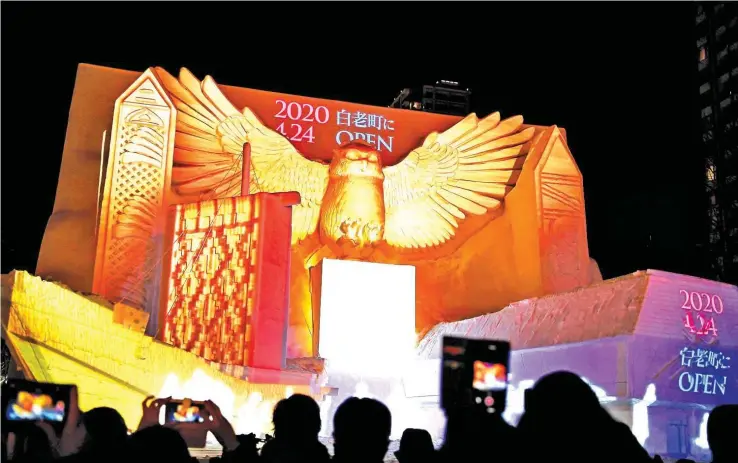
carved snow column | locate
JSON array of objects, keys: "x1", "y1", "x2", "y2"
[
  {"x1": 93, "y1": 69, "x2": 176, "y2": 337},
  {"x1": 535, "y1": 127, "x2": 590, "y2": 294}
]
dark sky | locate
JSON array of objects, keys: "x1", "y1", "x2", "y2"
[{"x1": 1, "y1": 2, "x2": 705, "y2": 281}]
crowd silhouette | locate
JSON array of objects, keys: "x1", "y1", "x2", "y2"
[{"x1": 2, "y1": 371, "x2": 736, "y2": 463}]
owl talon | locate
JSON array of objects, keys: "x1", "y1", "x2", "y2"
[
  {"x1": 337, "y1": 218, "x2": 383, "y2": 249},
  {"x1": 339, "y1": 219, "x2": 362, "y2": 245}
]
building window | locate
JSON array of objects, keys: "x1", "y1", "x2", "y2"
[
  {"x1": 702, "y1": 106, "x2": 714, "y2": 118},
  {"x1": 700, "y1": 82, "x2": 712, "y2": 95},
  {"x1": 697, "y1": 12, "x2": 707, "y2": 25},
  {"x1": 707, "y1": 165, "x2": 717, "y2": 183},
  {"x1": 718, "y1": 48, "x2": 729, "y2": 62},
  {"x1": 697, "y1": 36, "x2": 708, "y2": 48},
  {"x1": 720, "y1": 97, "x2": 732, "y2": 109},
  {"x1": 699, "y1": 47, "x2": 708, "y2": 62},
  {"x1": 716, "y1": 25, "x2": 727, "y2": 40},
  {"x1": 709, "y1": 205, "x2": 720, "y2": 222}
]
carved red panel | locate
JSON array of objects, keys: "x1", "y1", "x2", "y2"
[{"x1": 160, "y1": 192, "x2": 298, "y2": 369}]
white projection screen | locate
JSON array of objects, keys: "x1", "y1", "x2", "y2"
[{"x1": 318, "y1": 259, "x2": 416, "y2": 376}]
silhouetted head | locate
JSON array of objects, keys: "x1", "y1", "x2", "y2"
[
  {"x1": 80, "y1": 407, "x2": 128, "y2": 455},
  {"x1": 395, "y1": 428, "x2": 434, "y2": 463},
  {"x1": 520, "y1": 371, "x2": 607, "y2": 431},
  {"x1": 272, "y1": 393, "x2": 322, "y2": 442},
  {"x1": 530, "y1": 371, "x2": 602, "y2": 414},
  {"x1": 518, "y1": 371, "x2": 624, "y2": 462},
  {"x1": 708, "y1": 404, "x2": 738, "y2": 461},
  {"x1": 330, "y1": 141, "x2": 383, "y2": 180},
  {"x1": 263, "y1": 395, "x2": 331, "y2": 463},
  {"x1": 333, "y1": 397, "x2": 391, "y2": 463},
  {"x1": 127, "y1": 425, "x2": 191, "y2": 463}
]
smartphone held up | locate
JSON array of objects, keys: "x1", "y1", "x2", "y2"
[
  {"x1": 164, "y1": 399, "x2": 209, "y2": 424},
  {"x1": 161, "y1": 398, "x2": 210, "y2": 448},
  {"x1": 441, "y1": 336, "x2": 511, "y2": 415},
  {"x1": 1, "y1": 379, "x2": 73, "y2": 432}
]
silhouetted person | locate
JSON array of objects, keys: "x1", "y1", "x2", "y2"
[
  {"x1": 438, "y1": 405, "x2": 517, "y2": 463},
  {"x1": 126, "y1": 425, "x2": 193, "y2": 463},
  {"x1": 73, "y1": 407, "x2": 128, "y2": 461},
  {"x1": 260, "y1": 394, "x2": 329, "y2": 463},
  {"x1": 5, "y1": 426, "x2": 55, "y2": 462},
  {"x1": 395, "y1": 428, "x2": 435, "y2": 463},
  {"x1": 518, "y1": 371, "x2": 652, "y2": 463},
  {"x1": 708, "y1": 404, "x2": 738, "y2": 463},
  {"x1": 332, "y1": 397, "x2": 391, "y2": 463}
]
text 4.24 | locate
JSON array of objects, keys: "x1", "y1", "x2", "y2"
[{"x1": 274, "y1": 100, "x2": 330, "y2": 144}]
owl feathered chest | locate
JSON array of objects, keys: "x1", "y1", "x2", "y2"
[{"x1": 319, "y1": 175, "x2": 385, "y2": 246}]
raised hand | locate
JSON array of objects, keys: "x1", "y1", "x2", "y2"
[
  {"x1": 203, "y1": 400, "x2": 239, "y2": 451},
  {"x1": 138, "y1": 395, "x2": 169, "y2": 430},
  {"x1": 37, "y1": 385, "x2": 86, "y2": 458}
]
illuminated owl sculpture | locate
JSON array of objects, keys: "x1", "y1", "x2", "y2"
[{"x1": 154, "y1": 68, "x2": 535, "y2": 265}]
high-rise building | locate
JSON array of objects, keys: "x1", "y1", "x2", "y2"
[
  {"x1": 389, "y1": 80, "x2": 472, "y2": 116},
  {"x1": 696, "y1": 2, "x2": 738, "y2": 283}
]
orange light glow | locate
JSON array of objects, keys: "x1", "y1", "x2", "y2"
[
  {"x1": 161, "y1": 192, "x2": 298, "y2": 369},
  {"x1": 36, "y1": 65, "x2": 594, "y2": 361},
  {"x1": 3, "y1": 271, "x2": 317, "y2": 431},
  {"x1": 162, "y1": 197, "x2": 258, "y2": 365}
]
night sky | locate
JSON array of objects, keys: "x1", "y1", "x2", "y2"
[{"x1": 1, "y1": 3, "x2": 705, "y2": 281}]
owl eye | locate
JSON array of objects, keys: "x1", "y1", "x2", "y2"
[
  {"x1": 346, "y1": 151, "x2": 358, "y2": 160},
  {"x1": 369, "y1": 154, "x2": 378, "y2": 163}
]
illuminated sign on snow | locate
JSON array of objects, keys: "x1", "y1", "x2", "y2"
[
  {"x1": 336, "y1": 109, "x2": 396, "y2": 152},
  {"x1": 273, "y1": 100, "x2": 329, "y2": 144},
  {"x1": 271, "y1": 101, "x2": 397, "y2": 153},
  {"x1": 678, "y1": 347, "x2": 731, "y2": 395},
  {"x1": 675, "y1": 286, "x2": 732, "y2": 397},
  {"x1": 680, "y1": 290, "x2": 724, "y2": 338}
]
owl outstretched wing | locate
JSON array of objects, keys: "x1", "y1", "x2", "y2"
[
  {"x1": 382, "y1": 113, "x2": 535, "y2": 249},
  {"x1": 153, "y1": 67, "x2": 329, "y2": 243}
]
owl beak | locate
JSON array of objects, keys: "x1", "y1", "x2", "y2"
[{"x1": 360, "y1": 160, "x2": 369, "y2": 171}]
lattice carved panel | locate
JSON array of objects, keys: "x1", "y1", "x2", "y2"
[
  {"x1": 163, "y1": 197, "x2": 260, "y2": 365},
  {"x1": 94, "y1": 70, "x2": 175, "y2": 325}
]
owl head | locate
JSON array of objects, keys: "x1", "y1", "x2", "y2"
[{"x1": 329, "y1": 141, "x2": 384, "y2": 180}]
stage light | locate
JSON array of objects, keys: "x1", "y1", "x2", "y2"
[
  {"x1": 632, "y1": 383, "x2": 657, "y2": 446},
  {"x1": 694, "y1": 412, "x2": 710, "y2": 450}
]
